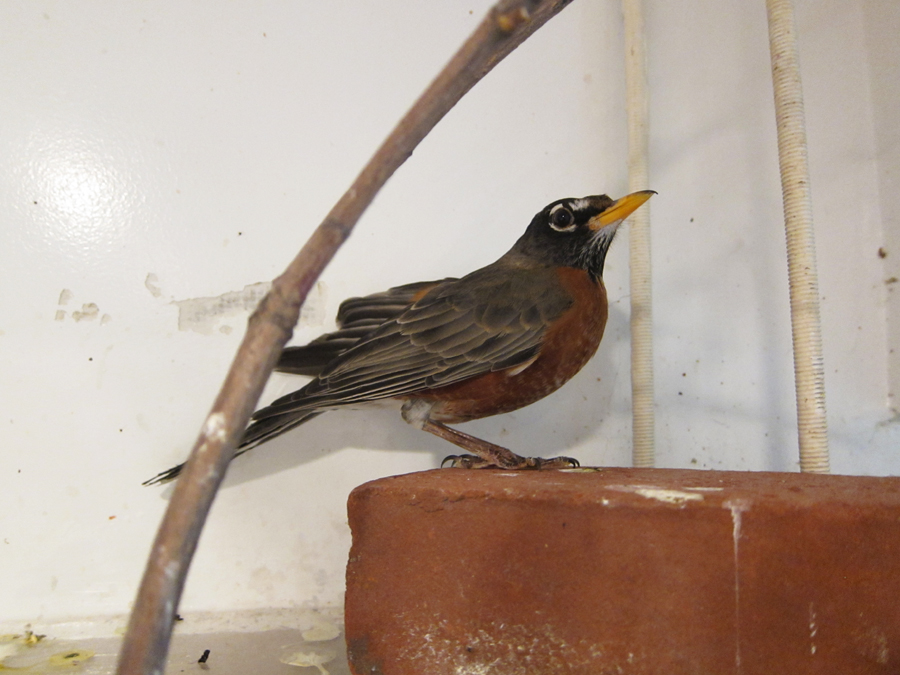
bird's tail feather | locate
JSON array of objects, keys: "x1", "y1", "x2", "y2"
[{"x1": 142, "y1": 411, "x2": 321, "y2": 485}]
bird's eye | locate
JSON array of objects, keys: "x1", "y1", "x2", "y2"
[{"x1": 548, "y1": 205, "x2": 575, "y2": 232}]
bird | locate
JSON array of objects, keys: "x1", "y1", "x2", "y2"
[{"x1": 144, "y1": 190, "x2": 654, "y2": 485}]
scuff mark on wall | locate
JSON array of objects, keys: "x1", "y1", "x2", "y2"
[
  {"x1": 144, "y1": 273, "x2": 163, "y2": 298},
  {"x1": 53, "y1": 288, "x2": 112, "y2": 325},
  {"x1": 56, "y1": 288, "x2": 72, "y2": 320},
  {"x1": 173, "y1": 281, "x2": 327, "y2": 335},
  {"x1": 54, "y1": 290, "x2": 110, "y2": 324},
  {"x1": 173, "y1": 282, "x2": 270, "y2": 335},
  {"x1": 72, "y1": 303, "x2": 99, "y2": 322}
]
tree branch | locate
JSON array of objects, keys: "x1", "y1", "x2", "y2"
[{"x1": 115, "y1": 1, "x2": 574, "y2": 673}]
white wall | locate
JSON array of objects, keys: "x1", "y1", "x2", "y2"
[{"x1": 1, "y1": 0, "x2": 897, "y2": 626}]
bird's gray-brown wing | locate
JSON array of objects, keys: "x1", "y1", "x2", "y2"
[
  {"x1": 252, "y1": 263, "x2": 574, "y2": 424},
  {"x1": 275, "y1": 278, "x2": 455, "y2": 376}
]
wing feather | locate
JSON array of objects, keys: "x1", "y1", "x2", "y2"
[
  {"x1": 256, "y1": 263, "x2": 575, "y2": 420},
  {"x1": 275, "y1": 279, "x2": 453, "y2": 376}
]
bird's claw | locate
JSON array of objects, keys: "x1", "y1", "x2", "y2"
[
  {"x1": 533, "y1": 455, "x2": 580, "y2": 469},
  {"x1": 441, "y1": 454, "x2": 484, "y2": 468}
]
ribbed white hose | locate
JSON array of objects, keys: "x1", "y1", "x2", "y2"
[
  {"x1": 766, "y1": 0, "x2": 830, "y2": 473},
  {"x1": 623, "y1": 0, "x2": 655, "y2": 467}
]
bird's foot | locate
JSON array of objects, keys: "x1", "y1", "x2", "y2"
[
  {"x1": 417, "y1": 416, "x2": 578, "y2": 470},
  {"x1": 441, "y1": 453, "x2": 579, "y2": 470}
]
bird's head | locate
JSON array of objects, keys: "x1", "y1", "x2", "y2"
[{"x1": 509, "y1": 190, "x2": 655, "y2": 280}]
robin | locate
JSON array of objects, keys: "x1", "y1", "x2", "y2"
[{"x1": 145, "y1": 190, "x2": 654, "y2": 485}]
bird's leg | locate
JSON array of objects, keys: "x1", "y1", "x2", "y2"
[
  {"x1": 426, "y1": 421, "x2": 580, "y2": 469},
  {"x1": 423, "y1": 419, "x2": 531, "y2": 468},
  {"x1": 401, "y1": 400, "x2": 578, "y2": 470}
]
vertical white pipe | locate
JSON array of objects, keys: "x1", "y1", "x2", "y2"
[
  {"x1": 766, "y1": 0, "x2": 830, "y2": 473},
  {"x1": 623, "y1": 0, "x2": 655, "y2": 467}
]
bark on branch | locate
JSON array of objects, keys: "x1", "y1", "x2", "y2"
[{"x1": 116, "y1": 1, "x2": 574, "y2": 673}]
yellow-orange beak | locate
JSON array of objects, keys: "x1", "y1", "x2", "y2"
[{"x1": 588, "y1": 190, "x2": 656, "y2": 231}]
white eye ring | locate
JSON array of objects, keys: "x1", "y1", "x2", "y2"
[{"x1": 548, "y1": 204, "x2": 577, "y2": 232}]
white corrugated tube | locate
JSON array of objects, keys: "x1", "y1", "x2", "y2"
[
  {"x1": 623, "y1": 0, "x2": 655, "y2": 467},
  {"x1": 766, "y1": 0, "x2": 830, "y2": 473}
]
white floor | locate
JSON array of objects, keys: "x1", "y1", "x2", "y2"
[{"x1": 0, "y1": 609, "x2": 350, "y2": 675}]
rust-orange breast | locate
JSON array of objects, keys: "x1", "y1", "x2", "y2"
[{"x1": 420, "y1": 267, "x2": 609, "y2": 423}]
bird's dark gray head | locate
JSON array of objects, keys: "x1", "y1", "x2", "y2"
[{"x1": 509, "y1": 191, "x2": 654, "y2": 280}]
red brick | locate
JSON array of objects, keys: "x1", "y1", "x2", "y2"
[{"x1": 345, "y1": 467, "x2": 900, "y2": 674}]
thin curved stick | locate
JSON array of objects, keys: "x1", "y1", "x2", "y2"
[{"x1": 115, "y1": 1, "x2": 574, "y2": 673}]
